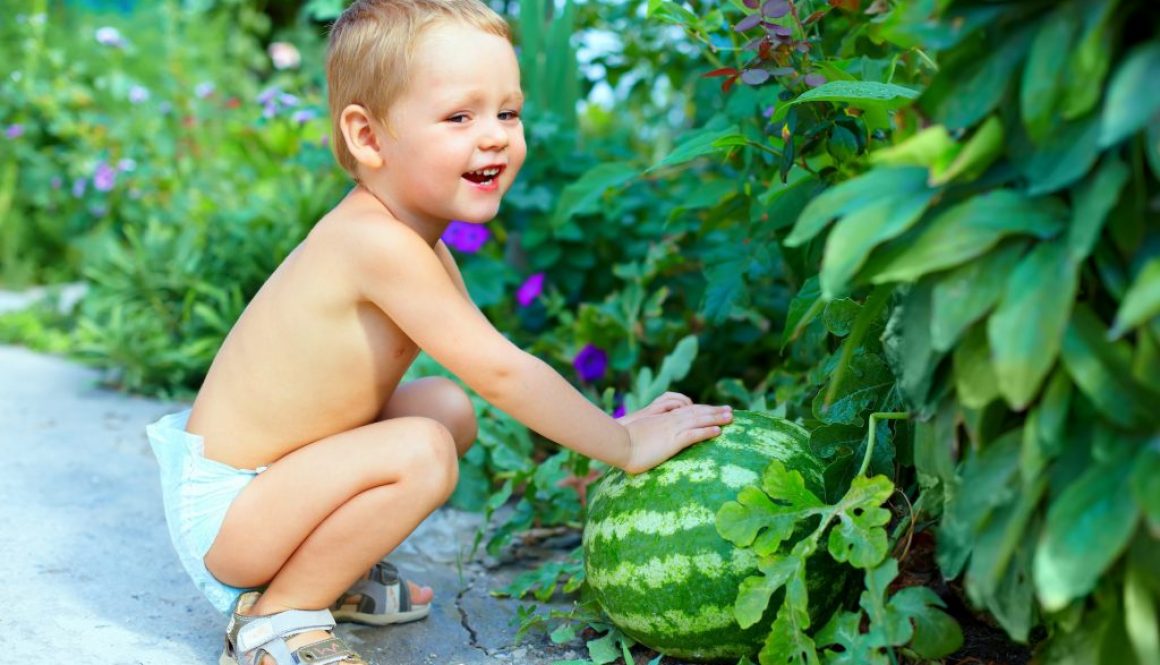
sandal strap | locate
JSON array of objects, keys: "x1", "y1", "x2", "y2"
[
  {"x1": 228, "y1": 608, "x2": 334, "y2": 654},
  {"x1": 295, "y1": 637, "x2": 366, "y2": 664},
  {"x1": 348, "y1": 561, "x2": 411, "y2": 614}
]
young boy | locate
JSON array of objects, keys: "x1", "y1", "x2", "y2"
[{"x1": 146, "y1": 1, "x2": 733, "y2": 663}]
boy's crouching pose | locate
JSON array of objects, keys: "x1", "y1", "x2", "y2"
[{"x1": 146, "y1": 1, "x2": 733, "y2": 663}]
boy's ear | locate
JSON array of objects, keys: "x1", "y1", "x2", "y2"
[{"x1": 339, "y1": 103, "x2": 386, "y2": 169}]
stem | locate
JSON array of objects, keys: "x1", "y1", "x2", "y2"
[
  {"x1": 858, "y1": 412, "x2": 908, "y2": 477},
  {"x1": 822, "y1": 284, "x2": 892, "y2": 411}
]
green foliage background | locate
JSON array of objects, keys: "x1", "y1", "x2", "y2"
[{"x1": 2, "y1": 0, "x2": 1158, "y2": 663}]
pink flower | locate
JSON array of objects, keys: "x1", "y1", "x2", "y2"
[
  {"x1": 516, "y1": 273, "x2": 545, "y2": 307},
  {"x1": 268, "y1": 42, "x2": 301, "y2": 70},
  {"x1": 92, "y1": 162, "x2": 117, "y2": 192}
]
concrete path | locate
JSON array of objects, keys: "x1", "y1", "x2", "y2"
[{"x1": 0, "y1": 344, "x2": 586, "y2": 664}]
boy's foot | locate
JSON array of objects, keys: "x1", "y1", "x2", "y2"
[
  {"x1": 223, "y1": 592, "x2": 368, "y2": 665},
  {"x1": 331, "y1": 561, "x2": 433, "y2": 625}
]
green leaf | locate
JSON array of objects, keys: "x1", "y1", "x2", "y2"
[
  {"x1": 859, "y1": 559, "x2": 913, "y2": 645},
  {"x1": 654, "y1": 335, "x2": 698, "y2": 390},
  {"x1": 785, "y1": 167, "x2": 929, "y2": 248},
  {"x1": 820, "y1": 187, "x2": 938, "y2": 298},
  {"x1": 937, "y1": 429, "x2": 1022, "y2": 577},
  {"x1": 987, "y1": 238, "x2": 1077, "y2": 409},
  {"x1": 827, "y1": 475, "x2": 893, "y2": 569},
  {"x1": 964, "y1": 478, "x2": 1046, "y2": 640},
  {"x1": 913, "y1": 399, "x2": 958, "y2": 487},
  {"x1": 816, "y1": 611, "x2": 888, "y2": 665},
  {"x1": 1061, "y1": 304, "x2": 1157, "y2": 428},
  {"x1": 716, "y1": 462, "x2": 824, "y2": 557},
  {"x1": 823, "y1": 298, "x2": 861, "y2": 338},
  {"x1": 1021, "y1": 9, "x2": 1078, "y2": 142},
  {"x1": 812, "y1": 351, "x2": 895, "y2": 426},
  {"x1": 953, "y1": 323, "x2": 999, "y2": 409},
  {"x1": 869, "y1": 126, "x2": 958, "y2": 170},
  {"x1": 703, "y1": 255, "x2": 751, "y2": 324},
  {"x1": 1068, "y1": 153, "x2": 1130, "y2": 264},
  {"x1": 760, "y1": 582, "x2": 821, "y2": 665},
  {"x1": 1110, "y1": 258, "x2": 1160, "y2": 339},
  {"x1": 931, "y1": 239, "x2": 1028, "y2": 352},
  {"x1": 1060, "y1": 0, "x2": 1118, "y2": 119},
  {"x1": 1124, "y1": 561, "x2": 1160, "y2": 665},
  {"x1": 891, "y1": 586, "x2": 964, "y2": 658},
  {"x1": 735, "y1": 555, "x2": 799, "y2": 629},
  {"x1": 930, "y1": 115, "x2": 1005, "y2": 185},
  {"x1": 1100, "y1": 41, "x2": 1160, "y2": 146},
  {"x1": 551, "y1": 162, "x2": 638, "y2": 228},
  {"x1": 647, "y1": 124, "x2": 743, "y2": 172},
  {"x1": 586, "y1": 631, "x2": 621, "y2": 665},
  {"x1": 1131, "y1": 442, "x2": 1160, "y2": 534},
  {"x1": 866, "y1": 190, "x2": 1064, "y2": 284},
  {"x1": 782, "y1": 276, "x2": 825, "y2": 349},
  {"x1": 1022, "y1": 114, "x2": 1103, "y2": 196},
  {"x1": 923, "y1": 27, "x2": 1031, "y2": 130},
  {"x1": 1034, "y1": 446, "x2": 1141, "y2": 611},
  {"x1": 789, "y1": 81, "x2": 919, "y2": 109},
  {"x1": 1022, "y1": 370, "x2": 1072, "y2": 486},
  {"x1": 882, "y1": 281, "x2": 941, "y2": 413}
]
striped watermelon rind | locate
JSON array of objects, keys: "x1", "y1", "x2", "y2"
[{"x1": 583, "y1": 410, "x2": 853, "y2": 662}]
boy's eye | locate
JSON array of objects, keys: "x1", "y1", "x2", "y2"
[
  {"x1": 499, "y1": 110, "x2": 520, "y2": 121},
  {"x1": 447, "y1": 114, "x2": 468, "y2": 123}
]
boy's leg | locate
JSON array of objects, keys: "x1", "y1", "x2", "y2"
[
  {"x1": 204, "y1": 416, "x2": 457, "y2": 651},
  {"x1": 380, "y1": 376, "x2": 477, "y2": 456}
]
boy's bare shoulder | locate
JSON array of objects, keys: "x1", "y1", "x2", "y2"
[{"x1": 311, "y1": 195, "x2": 434, "y2": 267}]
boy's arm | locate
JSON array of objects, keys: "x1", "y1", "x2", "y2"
[{"x1": 354, "y1": 223, "x2": 633, "y2": 468}]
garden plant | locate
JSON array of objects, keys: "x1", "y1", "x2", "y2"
[{"x1": 2, "y1": 0, "x2": 1158, "y2": 664}]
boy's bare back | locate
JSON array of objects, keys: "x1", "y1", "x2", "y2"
[{"x1": 187, "y1": 188, "x2": 472, "y2": 469}]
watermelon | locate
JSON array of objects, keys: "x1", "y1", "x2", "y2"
[{"x1": 583, "y1": 410, "x2": 851, "y2": 662}]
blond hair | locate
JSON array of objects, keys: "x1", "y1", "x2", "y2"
[{"x1": 326, "y1": 0, "x2": 511, "y2": 177}]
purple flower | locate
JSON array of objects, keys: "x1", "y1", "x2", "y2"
[
  {"x1": 291, "y1": 109, "x2": 318, "y2": 125},
  {"x1": 95, "y1": 26, "x2": 126, "y2": 48},
  {"x1": 442, "y1": 221, "x2": 490, "y2": 253},
  {"x1": 516, "y1": 273, "x2": 545, "y2": 307},
  {"x1": 5, "y1": 124, "x2": 24, "y2": 139},
  {"x1": 117, "y1": 158, "x2": 137, "y2": 172},
  {"x1": 612, "y1": 403, "x2": 626, "y2": 419},
  {"x1": 257, "y1": 87, "x2": 280, "y2": 106},
  {"x1": 92, "y1": 162, "x2": 117, "y2": 192},
  {"x1": 573, "y1": 344, "x2": 608, "y2": 383},
  {"x1": 194, "y1": 82, "x2": 215, "y2": 99},
  {"x1": 128, "y1": 85, "x2": 150, "y2": 104},
  {"x1": 71, "y1": 178, "x2": 87, "y2": 198},
  {"x1": 278, "y1": 93, "x2": 300, "y2": 108},
  {"x1": 804, "y1": 73, "x2": 827, "y2": 88}
]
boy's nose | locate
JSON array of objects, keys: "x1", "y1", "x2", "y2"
[{"x1": 478, "y1": 122, "x2": 509, "y2": 150}]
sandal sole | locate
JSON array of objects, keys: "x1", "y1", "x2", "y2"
[{"x1": 332, "y1": 604, "x2": 431, "y2": 626}]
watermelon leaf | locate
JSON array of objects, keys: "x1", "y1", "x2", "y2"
[
  {"x1": 736, "y1": 555, "x2": 800, "y2": 629},
  {"x1": 759, "y1": 568, "x2": 821, "y2": 665},
  {"x1": 717, "y1": 461, "x2": 825, "y2": 557},
  {"x1": 826, "y1": 475, "x2": 893, "y2": 568}
]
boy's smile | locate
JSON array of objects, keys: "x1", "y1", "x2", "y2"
[{"x1": 368, "y1": 20, "x2": 526, "y2": 241}]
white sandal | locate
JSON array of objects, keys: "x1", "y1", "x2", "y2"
[{"x1": 220, "y1": 592, "x2": 369, "y2": 665}]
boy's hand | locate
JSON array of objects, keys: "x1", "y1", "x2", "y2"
[
  {"x1": 616, "y1": 391, "x2": 694, "y2": 426},
  {"x1": 621, "y1": 404, "x2": 733, "y2": 474}
]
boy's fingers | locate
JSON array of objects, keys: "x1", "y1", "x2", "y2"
[{"x1": 678, "y1": 426, "x2": 723, "y2": 447}]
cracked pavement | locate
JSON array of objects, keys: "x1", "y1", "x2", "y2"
[{"x1": 0, "y1": 342, "x2": 583, "y2": 664}]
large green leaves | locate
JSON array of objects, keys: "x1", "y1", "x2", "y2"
[
  {"x1": 1110, "y1": 258, "x2": 1160, "y2": 339},
  {"x1": 866, "y1": 190, "x2": 1065, "y2": 284},
  {"x1": 1034, "y1": 445, "x2": 1141, "y2": 611},
  {"x1": 1061, "y1": 305, "x2": 1159, "y2": 428},
  {"x1": 550, "y1": 162, "x2": 638, "y2": 228},
  {"x1": 785, "y1": 167, "x2": 929, "y2": 249},
  {"x1": 1068, "y1": 153, "x2": 1130, "y2": 263},
  {"x1": 987, "y1": 238, "x2": 1078, "y2": 409},
  {"x1": 1100, "y1": 41, "x2": 1160, "y2": 147},
  {"x1": 1021, "y1": 8, "x2": 1078, "y2": 142},
  {"x1": 930, "y1": 240, "x2": 1028, "y2": 352}
]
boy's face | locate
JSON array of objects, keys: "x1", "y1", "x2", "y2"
[{"x1": 370, "y1": 21, "x2": 526, "y2": 231}]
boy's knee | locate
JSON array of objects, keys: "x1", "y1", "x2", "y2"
[
  {"x1": 426, "y1": 377, "x2": 477, "y2": 453},
  {"x1": 407, "y1": 417, "x2": 460, "y2": 497}
]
